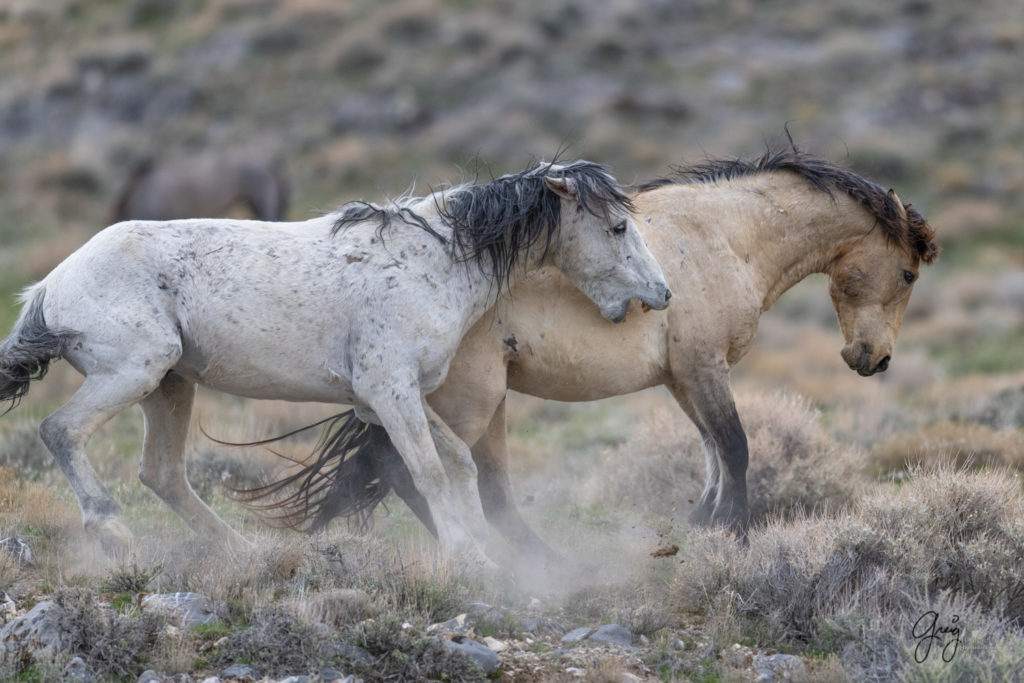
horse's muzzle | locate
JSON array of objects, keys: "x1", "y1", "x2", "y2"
[
  {"x1": 845, "y1": 342, "x2": 891, "y2": 376},
  {"x1": 641, "y1": 285, "x2": 673, "y2": 312}
]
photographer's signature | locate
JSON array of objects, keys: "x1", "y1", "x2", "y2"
[{"x1": 912, "y1": 611, "x2": 961, "y2": 663}]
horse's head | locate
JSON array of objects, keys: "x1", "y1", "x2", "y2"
[
  {"x1": 544, "y1": 171, "x2": 672, "y2": 323},
  {"x1": 828, "y1": 190, "x2": 938, "y2": 376}
]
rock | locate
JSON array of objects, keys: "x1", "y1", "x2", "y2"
[
  {"x1": 218, "y1": 663, "x2": 261, "y2": 681},
  {"x1": 0, "y1": 601, "x2": 65, "y2": 660},
  {"x1": 137, "y1": 671, "x2": 164, "y2": 683},
  {"x1": 140, "y1": 592, "x2": 223, "y2": 629},
  {"x1": 589, "y1": 624, "x2": 632, "y2": 647},
  {"x1": 63, "y1": 656, "x2": 92, "y2": 681},
  {"x1": 752, "y1": 653, "x2": 807, "y2": 681},
  {"x1": 467, "y1": 601, "x2": 505, "y2": 623},
  {"x1": 483, "y1": 636, "x2": 509, "y2": 653},
  {"x1": 199, "y1": 677, "x2": 220, "y2": 683},
  {"x1": 519, "y1": 617, "x2": 565, "y2": 635},
  {"x1": 277, "y1": 676, "x2": 310, "y2": 683},
  {"x1": 337, "y1": 642, "x2": 373, "y2": 665},
  {"x1": 318, "y1": 667, "x2": 348, "y2": 682},
  {"x1": 0, "y1": 592, "x2": 17, "y2": 624},
  {"x1": 724, "y1": 643, "x2": 755, "y2": 669},
  {"x1": 443, "y1": 634, "x2": 500, "y2": 674},
  {"x1": 428, "y1": 613, "x2": 471, "y2": 636},
  {"x1": 564, "y1": 667, "x2": 585, "y2": 677},
  {"x1": 560, "y1": 627, "x2": 594, "y2": 644},
  {"x1": 0, "y1": 536, "x2": 33, "y2": 566},
  {"x1": 620, "y1": 674, "x2": 643, "y2": 683}
]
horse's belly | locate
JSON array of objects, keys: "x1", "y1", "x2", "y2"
[
  {"x1": 175, "y1": 344, "x2": 356, "y2": 403},
  {"x1": 502, "y1": 299, "x2": 669, "y2": 402}
]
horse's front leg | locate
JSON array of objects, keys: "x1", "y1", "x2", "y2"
[
  {"x1": 424, "y1": 404, "x2": 489, "y2": 548},
  {"x1": 670, "y1": 369, "x2": 750, "y2": 539},
  {"x1": 357, "y1": 376, "x2": 490, "y2": 563}
]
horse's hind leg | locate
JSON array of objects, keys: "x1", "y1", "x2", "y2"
[
  {"x1": 40, "y1": 369, "x2": 169, "y2": 554},
  {"x1": 138, "y1": 371, "x2": 250, "y2": 552},
  {"x1": 472, "y1": 399, "x2": 561, "y2": 563}
]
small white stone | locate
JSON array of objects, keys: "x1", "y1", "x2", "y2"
[{"x1": 483, "y1": 636, "x2": 509, "y2": 652}]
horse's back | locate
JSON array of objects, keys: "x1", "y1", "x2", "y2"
[
  {"x1": 39, "y1": 214, "x2": 464, "y2": 402},
  {"x1": 115, "y1": 153, "x2": 288, "y2": 221}
]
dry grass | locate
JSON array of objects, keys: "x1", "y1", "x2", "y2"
[
  {"x1": 671, "y1": 464, "x2": 1024, "y2": 680},
  {"x1": 584, "y1": 390, "x2": 865, "y2": 526},
  {"x1": 869, "y1": 421, "x2": 1024, "y2": 476},
  {"x1": 0, "y1": 466, "x2": 78, "y2": 547}
]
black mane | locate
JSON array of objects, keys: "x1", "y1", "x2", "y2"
[
  {"x1": 331, "y1": 160, "x2": 634, "y2": 291},
  {"x1": 330, "y1": 198, "x2": 448, "y2": 244},
  {"x1": 438, "y1": 159, "x2": 634, "y2": 291},
  {"x1": 637, "y1": 142, "x2": 938, "y2": 263}
]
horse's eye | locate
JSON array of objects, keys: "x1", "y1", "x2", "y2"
[
  {"x1": 612, "y1": 221, "x2": 627, "y2": 235},
  {"x1": 902, "y1": 270, "x2": 916, "y2": 285}
]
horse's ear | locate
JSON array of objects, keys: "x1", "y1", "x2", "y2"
[
  {"x1": 887, "y1": 188, "x2": 908, "y2": 220},
  {"x1": 545, "y1": 176, "x2": 579, "y2": 202}
]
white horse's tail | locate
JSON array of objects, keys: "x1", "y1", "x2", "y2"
[{"x1": 0, "y1": 285, "x2": 78, "y2": 413}]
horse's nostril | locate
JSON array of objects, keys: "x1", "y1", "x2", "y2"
[
  {"x1": 664, "y1": 289, "x2": 672, "y2": 302},
  {"x1": 877, "y1": 355, "x2": 891, "y2": 372}
]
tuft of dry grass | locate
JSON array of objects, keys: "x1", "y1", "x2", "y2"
[
  {"x1": 671, "y1": 464, "x2": 1024, "y2": 679},
  {"x1": 869, "y1": 421, "x2": 1024, "y2": 476},
  {"x1": 0, "y1": 466, "x2": 79, "y2": 549}
]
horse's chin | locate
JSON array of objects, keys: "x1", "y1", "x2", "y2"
[{"x1": 600, "y1": 300, "x2": 630, "y2": 324}]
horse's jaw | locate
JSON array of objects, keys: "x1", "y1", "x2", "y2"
[{"x1": 600, "y1": 300, "x2": 630, "y2": 323}]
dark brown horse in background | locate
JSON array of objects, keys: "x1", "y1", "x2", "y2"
[
  {"x1": 112, "y1": 151, "x2": 289, "y2": 222},
  {"x1": 234, "y1": 144, "x2": 938, "y2": 558}
]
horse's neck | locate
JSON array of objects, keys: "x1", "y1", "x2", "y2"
[{"x1": 721, "y1": 176, "x2": 872, "y2": 311}]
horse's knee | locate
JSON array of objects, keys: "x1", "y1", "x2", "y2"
[
  {"x1": 39, "y1": 415, "x2": 70, "y2": 454},
  {"x1": 137, "y1": 463, "x2": 161, "y2": 491},
  {"x1": 138, "y1": 458, "x2": 185, "y2": 494}
]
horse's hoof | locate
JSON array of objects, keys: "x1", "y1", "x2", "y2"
[
  {"x1": 226, "y1": 532, "x2": 256, "y2": 554},
  {"x1": 201, "y1": 528, "x2": 255, "y2": 555},
  {"x1": 688, "y1": 508, "x2": 714, "y2": 527},
  {"x1": 88, "y1": 518, "x2": 135, "y2": 557}
]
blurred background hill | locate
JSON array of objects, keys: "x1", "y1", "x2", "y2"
[{"x1": 1, "y1": 0, "x2": 1021, "y2": 292}]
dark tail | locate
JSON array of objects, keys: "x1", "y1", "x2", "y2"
[
  {"x1": 225, "y1": 410, "x2": 436, "y2": 536},
  {"x1": 0, "y1": 288, "x2": 77, "y2": 414}
]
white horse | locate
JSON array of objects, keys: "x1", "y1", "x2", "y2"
[{"x1": 0, "y1": 160, "x2": 672, "y2": 561}]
